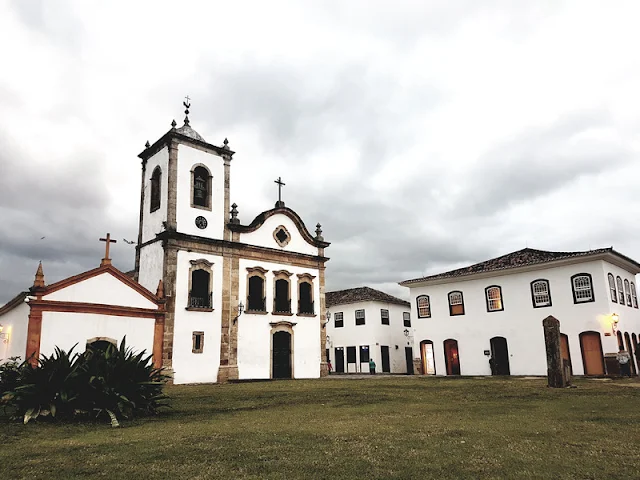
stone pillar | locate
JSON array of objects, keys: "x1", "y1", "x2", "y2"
[
  {"x1": 543, "y1": 315, "x2": 567, "y2": 388},
  {"x1": 161, "y1": 244, "x2": 178, "y2": 381},
  {"x1": 217, "y1": 249, "x2": 239, "y2": 383},
  {"x1": 134, "y1": 157, "x2": 147, "y2": 281},
  {"x1": 318, "y1": 261, "x2": 328, "y2": 377},
  {"x1": 166, "y1": 140, "x2": 179, "y2": 231}
]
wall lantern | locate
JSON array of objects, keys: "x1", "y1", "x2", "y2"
[
  {"x1": 233, "y1": 302, "x2": 245, "y2": 325},
  {"x1": 0, "y1": 324, "x2": 8, "y2": 344},
  {"x1": 611, "y1": 312, "x2": 620, "y2": 334},
  {"x1": 322, "y1": 310, "x2": 330, "y2": 329}
]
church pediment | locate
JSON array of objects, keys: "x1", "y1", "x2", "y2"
[{"x1": 228, "y1": 206, "x2": 330, "y2": 249}]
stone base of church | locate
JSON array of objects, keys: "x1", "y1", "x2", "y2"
[
  {"x1": 320, "y1": 362, "x2": 329, "y2": 377},
  {"x1": 412, "y1": 359, "x2": 422, "y2": 375},
  {"x1": 217, "y1": 365, "x2": 239, "y2": 383}
]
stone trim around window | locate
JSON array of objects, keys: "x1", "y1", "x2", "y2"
[
  {"x1": 246, "y1": 266, "x2": 268, "y2": 313},
  {"x1": 296, "y1": 273, "x2": 316, "y2": 316},
  {"x1": 186, "y1": 259, "x2": 214, "y2": 311},
  {"x1": 192, "y1": 331, "x2": 205, "y2": 353}
]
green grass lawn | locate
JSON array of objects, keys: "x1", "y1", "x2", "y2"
[{"x1": 2, "y1": 376, "x2": 639, "y2": 479}]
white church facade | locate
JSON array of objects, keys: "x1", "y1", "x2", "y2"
[
  {"x1": 0, "y1": 103, "x2": 331, "y2": 385},
  {"x1": 400, "y1": 248, "x2": 640, "y2": 377},
  {"x1": 325, "y1": 287, "x2": 414, "y2": 374}
]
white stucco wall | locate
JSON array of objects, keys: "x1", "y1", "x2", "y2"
[
  {"x1": 44, "y1": 272, "x2": 157, "y2": 309},
  {"x1": 237, "y1": 258, "x2": 321, "y2": 379},
  {"x1": 0, "y1": 301, "x2": 29, "y2": 363},
  {"x1": 39, "y1": 311, "x2": 155, "y2": 358},
  {"x1": 141, "y1": 147, "x2": 169, "y2": 244},
  {"x1": 239, "y1": 214, "x2": 319, "y2": 256},
  {"x1": 407, "y1": 260, "x2": 640, "y2": 376},
  {"x1": 325, "y1": 301, "x2": 413, "y2": 374},
  {"x1": 176, "y1": 145, "x2": 225, "y2": 240},
  {"x1": 171, "y1": 250, "x2": 224, "y2": 384},
  {"x1": 138, "y1": 241, "x2": 165, "y2": 293}
]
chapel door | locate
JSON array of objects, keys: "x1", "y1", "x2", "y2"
[
  {"x1": 490, "y1": 336, "x2": 510, "y2": 375},
  {"x1": 272, "y1": 331, "x2": 292, "y2": 379},
  {"x1": 560, "y1": 333, "x2": 572, "y2": 375},
  {"x1": 580, "y1": 331, "x2": 604, "y2": 376},
  {"x1": 420, "y1": 340, "x2": 436, "y2": 375},
  {"x1": 335, "y1": 347, "x2": 345, "y2": 373},
  {"x1": 405, "y1": 347, "x2": 414, "y2": 375},
  {"x1": 624, "y1": 333, "x2": 636, "y2": 375},
  {"x1": 380, "y1": 346, "x2": 391, "y2": 373},
  {"x1": 444, "y1": 339, "x2": 460, "y2": 375}
]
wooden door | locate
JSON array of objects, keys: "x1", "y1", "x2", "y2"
[
  {"x1": 335, "y1": 347, "x2": 345, "y2": 373},
  {"x1": 405, "y1": 347, "x2": 414, "y2": 375},
  {"x1": 272, "y1": 331, "x2": 292, "y2": 379},
  {"x1": 421, "y1": 341, "x2": 436, "y2": 375},
  {"x1": 380, "y1": 346, "x2": 390, "y2": 373},
  {"x1": 560, "y1": 334, "x2": 572, "y2": 375},
  {"x1": 490, "y1": 337, "x2": 511, "y2": 375},
  {"x1": 444, "y1": 339, "x2": 460, "y2": 375},
  {"x1": 580, "y1": 332, "x2": 604, "y2": 376}
]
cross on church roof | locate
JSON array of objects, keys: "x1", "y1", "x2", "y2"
[
  {"x1": 274, "y1": 177, "x2": 285, "y2": 208},
  {"x1": 99, "y1": 233, "x2": 117, "y2": 266},
  {"x1": 183, "y1": 95, "x2": 191, "y2": 126}
]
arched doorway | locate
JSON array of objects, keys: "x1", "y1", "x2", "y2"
[
  {"x1": 560, "y1": 333, "x2": 572, "y2": 375},
  {"x1": 86, "y1": 337, "x2": 117, "y2": 353},
  {"x1": 272, "y1": 331, "x2": 292, "y2": 379},
  {"x1": 420, "y1": 340, "x2": 436, "y2": 375},
  {"x1": 624, "y1": 332, "x2": 636, "y2": 375},
  {"x1": 490, "y1": 336, "x2": 510, "y2": 375},
  {"x1": 443, "y1": 339, "x2": 460, "y2": 375},
  {"x1": 580, "y1": 331, "x2": 604, "y2": 376}
]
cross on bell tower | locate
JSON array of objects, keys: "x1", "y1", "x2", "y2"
[
  {"x1": 100, "y1": 233, "x2": 117, "y2": 266},
  {"x1": 274, "y1": 176, "x2": 285, "y2": 208}
]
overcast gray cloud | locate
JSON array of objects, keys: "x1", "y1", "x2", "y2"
[{"x1": 1, "y1": 0, "x2": 640, "y2": 303}]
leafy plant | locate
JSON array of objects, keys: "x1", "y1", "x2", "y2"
[{"x1": 2, "y1": 337, "x2": 169, "y2": 426}]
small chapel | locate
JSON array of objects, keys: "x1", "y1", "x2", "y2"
[{"x1": 0, "y1": 100, "x2": 331, "y2": 384}]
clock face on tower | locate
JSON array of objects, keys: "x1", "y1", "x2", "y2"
[{"x1": 195, "y1": 216, "x2": 208, "y2": 230}]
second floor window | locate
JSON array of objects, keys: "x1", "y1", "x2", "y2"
[
  {"x1": 403, "y1": 312, "x2": 411, "y2": 327},
  {"x1": 448, "y1": 291, "x2": 465, "y2": 316},
  {"x1": 355, "y1": 309, "x2": 365, "y2": 325},
  {"x1": 531, "y1": 279, "x2": 551, "y2": 308},
  {"x1": 617, "y1": 276, "x2": 624, "y2": 304},
  {"x1": 334, "y1": 312, "x2": 344, "y2": 328},
  {"x1": 274, "y1": 278, "x2": 291, "y2": 313},
  {"x1": 417, "y1": 295, "x2": 431, "y2": 318},
  {"x1": 189, "y1": 269, "x2": 212, "y2": 309},
  {"x1": 485, "y1": 286, "x2": 503, "y2": 312},
  {"x1": 298, "y1": 281, "x2": 314, "y2": 314},
  {"x1": 247, "y1": 274, "x2": 266, "y2": 312},
  {"x1": 572, "y1": 274, "x2": 594, "y2": 303},
  {"x1": 381, "y1": 309, "x2": 389, "y2": 325},
  {"x1": 631, "y1": 282, "x2": 638, "y2": 308},
  {"x1": 624, "y1": 279, "x2": 632, "y2": 306},
  {"x1": 608, "y1": 273, "x2": 617, "y2": 302}
]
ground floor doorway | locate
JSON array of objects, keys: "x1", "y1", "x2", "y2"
[
  {"x1": 405, "y1": 347, "x2": 414, "y2": 375},
  {"x1": 272, "y1": 331, "x2": 292, "y2": 379},
  {"x1": 380, "y1": 346, "x2": 390, "y2": 373},
  {"x1": 420, "y1": 340, "x2": 436, "y2": 375},
  {"x1": 580, "y1": 331, "x2": 604, "y2": 376},
  {"x1": 444, "y1": 339, "x2": 460, "y2": 375},
  {"x1": 490, "y1": 336, "x2": 510, "y2": 375}
]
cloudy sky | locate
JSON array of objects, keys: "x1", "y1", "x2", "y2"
[{"x1": 1, "y1": 0, "x2": 639, "y2": 304}]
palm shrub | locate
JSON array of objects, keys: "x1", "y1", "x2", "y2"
[{"x1": 1, "y1": 337, "x2": 169, "y2": 426}]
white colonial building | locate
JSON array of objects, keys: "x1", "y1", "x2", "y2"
[
  {"x1": 400, "y1": 248, "x2": 640, "y2": 377},
  {"x1": 1, "y1": 103, "x2": 331, "y2": 384},
  {"x1": 325, "y1": 287, "x2": 414, "y2": 374}
]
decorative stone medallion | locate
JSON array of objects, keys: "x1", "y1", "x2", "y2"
[
  {"x1": 195, "y1": 216, "x2": 208, "y2": 229},
  {"x1": 273, "y1": 225, "x2": 291, "y2": 247}
]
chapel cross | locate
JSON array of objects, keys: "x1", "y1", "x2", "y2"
[
  {"x1": 274, "y1": 176, "x2": 285, "y2": 208},
  {"x1": 99, "y1": 233, "x2": 117, "y2": 266}
]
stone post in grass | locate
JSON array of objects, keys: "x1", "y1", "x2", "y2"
[{"x1": 542, "y1": 315, "x2": 567, "y2": 388}]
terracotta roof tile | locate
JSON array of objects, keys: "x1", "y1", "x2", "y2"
[
  {"x1": 400, "y1": 247, "x2": 627, "y2": 285},
  {"x1": 326, "y1": 287, "x2": 410, "y2": 308}
]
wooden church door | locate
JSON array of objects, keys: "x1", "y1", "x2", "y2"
[
  {"x1": 380, "y1": 346, "x2": 390, "y2": 373},
  {"x1": 272, "y1": 331, "x2": 292, "y2": 379},
  {"x1": 334, "y1": 347, "x2": 345, "y2": 373},
  {"x1": 560, "y1": 334, "x2": 572, "y2": 375}
]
